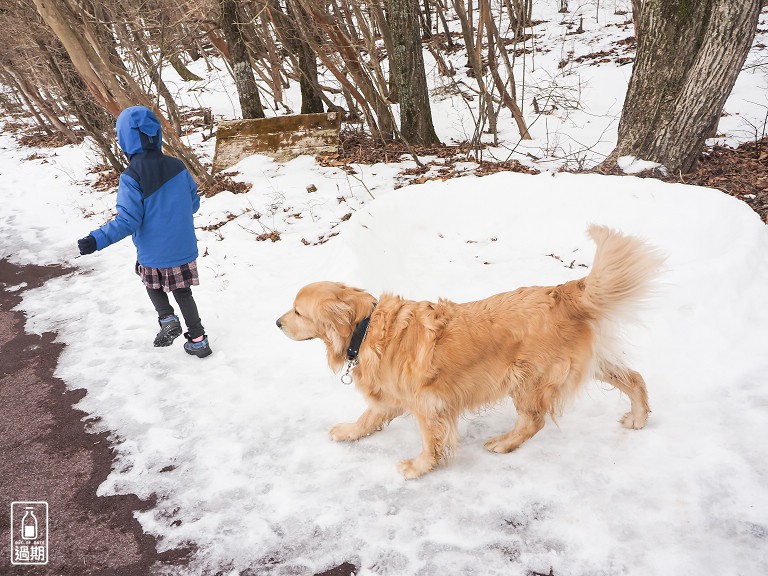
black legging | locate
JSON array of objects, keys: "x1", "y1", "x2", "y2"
[{"x1": 146, "y1": 287, "x2": 205, "y2": 339}]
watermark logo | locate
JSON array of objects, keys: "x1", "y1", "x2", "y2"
[{"x1": 10, "y1": 502, "x2": 48, "y2": 565}]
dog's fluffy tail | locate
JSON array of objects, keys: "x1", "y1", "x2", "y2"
[{"x1": 583, "y1": 225, "x2": 664, "y2": 321}]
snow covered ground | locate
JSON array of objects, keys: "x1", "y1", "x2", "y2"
[{"x1": 2, "y1": 2, "x2": 768, "y2": 575}]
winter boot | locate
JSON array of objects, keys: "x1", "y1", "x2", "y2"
[
  {"x1": 183, "y1": 332, "x2": 212, "y2": 358},
  {"x1": 153, "y1": 314, "x2": 182, "y2": 347}
]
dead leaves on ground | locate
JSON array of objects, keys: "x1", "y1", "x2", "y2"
[
  {"x1": 659, "y1": 137, "x2": 768, "y2": 222},
  {"x1": 317, "y1": 129, "x2": 540, "y2": 188},
  {"x1": 199, "y1": 172, "x2": 253, "y2": 197}
]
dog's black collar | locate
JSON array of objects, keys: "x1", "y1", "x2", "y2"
[{"x1": 346, "y1": 307, "x2": 376, "y2": 361}]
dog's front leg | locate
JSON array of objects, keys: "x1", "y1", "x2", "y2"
[
  {"x1": 330, "y1": 407, "x2": 402, "y2": 441},
  {"x1": 398, "y1": 411, "x2": 457, "y2": 479}
]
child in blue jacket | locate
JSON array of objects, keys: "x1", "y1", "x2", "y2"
[{"x1": 77, "y1": 106, "x2": 211, "y2": 358}]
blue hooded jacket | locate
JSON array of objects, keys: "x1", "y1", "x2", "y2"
[{"x1": 90, "y1": 106, "x2": 200, "y2": 269}]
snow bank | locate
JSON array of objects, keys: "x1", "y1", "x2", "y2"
[{"x1": 5, "y1": 142, "x2": 767, "y2": 574}]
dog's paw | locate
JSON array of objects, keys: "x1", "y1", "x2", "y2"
[
  {"x1": 484, "y1": 434, "x2": 519, "y2": 453},
  {"x1": 329, "y1": 423, "x2": 362, "y2": 441},
  {"x1": 397, "y1": 458, "x2": 433, "y2": 479},
  {"x1": 620, "y1": 411, "x2": 648, "y2": 430}
]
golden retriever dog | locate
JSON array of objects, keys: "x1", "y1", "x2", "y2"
[{"x1": 277, "y1": 225, "x2": 663, "y2": 479}]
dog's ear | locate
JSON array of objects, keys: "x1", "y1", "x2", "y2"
[
  {"x1": 319, "y1": 284, "x2": 374, "y2": 325},
  {"x1": 320, "y1": 299, "x2": 355, "y2": 372},
  {"x1": 320, "y1": 285, "x2": 376, "y2": 372},
  {"x1": 332, "y1": 286, "x2": 376, "y2": 323},
  {"x1": 324, "y1": 299, "x2": 354, "y2": 325}
]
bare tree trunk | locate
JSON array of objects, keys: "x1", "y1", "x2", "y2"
[
  {"x1": 3, "y1": 71, "x2": 53, "y2": 134},
  {"x1": 32, "y1": 0, "x2": 210, "y2": 182},
  {"x1": 7, "y1": 66, "x2": 80, "y2": 142},
  {"x1": 505, "y1": 0, "x2": 531, "y2": 38},
  {"x1": 38, "y1": 36, "x2": 124, "y2": 171},
  {"x1": 288, "y1": 13, "x2": 375, "y2": 126},
  {"x1": 386, "y1": 0, "x2": 441, "y2": 145},
  {"x1": 168, "y1": 53, "x2": 204, "y2": 81},
  {"x1": 452, "y1": 0, "x2": 497, "y2": 148},
  {"x1": 143, "y1": 12, "x2": 205, "y2": 84},
  {"x1": 631, "y1": 0, "x2": 642, "y2": 36},
  {"x1": 258, "y1": 7, "x2": 284, "y2": 108},
  {"x1": 33, "y1": 0, "x2": 124, "y2": 117},
  {"x1": 369, "y1": 3, "x2": 400, "y2": 102},
  {"x1": 121, "y1": 23, "x2": 182, "y2": 133},
  {"x1": 206, "y1": 28, "x2": 231, "y2": 60},
  {"x1": 294, "y1": 0, "x2": 395, "y2": 139},
  {"x1": 482, "y1": 0, "x2": 530, "y2": 139},
  {"x1": 433, "y1": 0, "x2": 455, "y2": 49},
  {"x1": 273, "y1": 0, "x2": 325, "y2": 114},
  {"x1": 602, "y1": 0, "x2": 761, "y2": 174},
  {"x1": 296, "y1": 42, "x2": 324, "y2": 113},
  {"x1": 218, "y1": 0, "x2": 265, "y2": 119},
  {"x1": 349, "y1": 1, "x2": 391, "y2": 102}
]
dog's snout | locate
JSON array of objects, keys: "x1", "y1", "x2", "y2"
[{"x1": 276, "y1": 318, "x2": 282, "y2": 329}]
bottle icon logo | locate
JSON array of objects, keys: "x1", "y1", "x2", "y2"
[
  {"x1": 21, "y1": 508, "x2": 38, "y2": 540},
  {"x1": 10, "y1": 502, "x2": 48, "y2": 565}
]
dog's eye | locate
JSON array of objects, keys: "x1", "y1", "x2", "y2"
[{"x1": 294, "y1": 309, "x2": 301, "y2": 317}]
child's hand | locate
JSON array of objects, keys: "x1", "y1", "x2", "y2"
[{"x1": 77, "y1": 235, "x2": 96, "y2": 255}]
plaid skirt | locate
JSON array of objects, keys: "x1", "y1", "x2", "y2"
[{"x1": 136, "y1": 260, "x2": 200, "y2": 292}]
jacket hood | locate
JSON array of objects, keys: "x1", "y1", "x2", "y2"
[{"x1": 116, "y1": 106, "x2": 163, "y2": 156}]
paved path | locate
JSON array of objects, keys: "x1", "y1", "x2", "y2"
[
  {"x1": 0, "y1": 259, "x2": 356, "y2": 576},
  {"x1": 0, "y1": 259, "x2": 187, "y2": 575}
]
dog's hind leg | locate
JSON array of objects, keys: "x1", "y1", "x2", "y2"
[
  {"x1": 484, "y1": 410, "x2": 545, "y2": 453},
  {"x1": 399, "y1": 409, "x2": 458, "y2": 479},
  {"x1": 484, "y1": 361, "x2": 568, "y2": 453},
  {"x1": 330, "y1": 407, "x2": 403, "y2": 441},
  {"x1": 597, "y1": 364, "x2": 650, "y2": 429}
]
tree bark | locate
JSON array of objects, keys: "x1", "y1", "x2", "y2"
[
  {"x1": 369, "y1": 2, "x2": 399, "y2": 101},
  {"x1": 452, "y1": 0, "x2": 497, "y2": 147},
  {"x1": 386, "y1": 0, "x2": 440, "y2": 145},
  {"x1": 122, "y1": 22, "x2": 182, "y2": 133},
  {"x1": 631, "y1": 0, "x2": 642, "y2": 37},
  {"x1": 168, "y1": 54, "x2": 204, "y2": 82},
  {"x1": 277, "y1": 0, "x2": 324, "y2": 113},
  {"x1": 4, "y1": 72, "x2": 53, "y2": 134},
  {"x1": 433, "y1": 0, "x2": 455, "y2": 49},
  {"x1": 257, "y1": 7, "x2": 284, "y2": 108},
  {"x1": 218, "y1": 0, "x2": 265, "y2": 119},
  {"x1": 349, "y1": 1, "x2": 391, "y2": 103},
  {"x1": 294, "y1": 0, "x2": 395, "y2": 139},
  {"x1": 603, "y1": 0, "x2": 761, "y2": 174},
  {"x1": 206, "y1": 28, "x2": 231, "y2": 60},
  {"x1": 38, "y1": 36, "x2": 124, "y2": 171},
  {"x1": 32, "y1": 0, "x2": 210, "y2": 182},
  {"x1": 6, "y1": 65, "x2": 80, "y2": 142},
  {"x1": 296, "y1": 41, "x2": 324, "y2": 114},
  {"x1": 482, "y1": 0, "x2": 530, "y2": 139}
]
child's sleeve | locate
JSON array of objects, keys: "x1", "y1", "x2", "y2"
[
  {"x1": 189, "y1": 171, "x2": 200, "y2": 214},
  {"x1": 90, "y1": 173, "x2": 145, "y2": 250}
]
